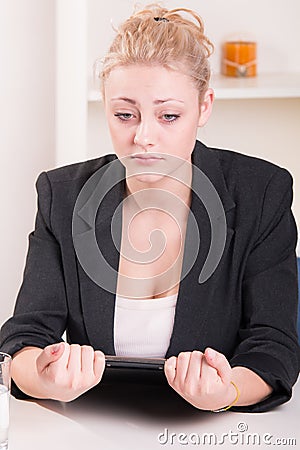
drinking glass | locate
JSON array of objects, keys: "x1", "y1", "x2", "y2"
[{"x1": 0, "y1": 353, "x2": 11, "y2": 450}]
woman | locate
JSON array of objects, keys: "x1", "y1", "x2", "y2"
[{"x1": 0, "y1": 4, "x2": 299, "y2": 412}]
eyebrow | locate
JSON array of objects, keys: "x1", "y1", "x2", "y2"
[{"x1": 110, "y1": 97, "x2": 184, "y2": 105}]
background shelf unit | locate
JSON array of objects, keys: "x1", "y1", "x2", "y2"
[{"x1": 88, "y1": 73, "x2": 300, "y2": 102}]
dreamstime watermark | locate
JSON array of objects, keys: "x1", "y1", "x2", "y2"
[
  {"x1": 72, "y1": 154, "x2": 227, "y2": 295},
  {"x1": 157, "y1": 423, "x2": 297, "y2": 446}
]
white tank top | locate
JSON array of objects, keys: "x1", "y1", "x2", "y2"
[{"x1": 114, "y1": 293, "x2": 178, "y2": 358}]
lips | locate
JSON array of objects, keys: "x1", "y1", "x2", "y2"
[
  {"x1": 130, "y1": 154, "x2": 164, "y2": 166},
  {"x1": 131, "y1": 153, "x2": 164, "y2": 160}
]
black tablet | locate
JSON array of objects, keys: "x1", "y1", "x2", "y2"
[{"x1": 105, "y1": 355, "x2": 166, "y2": 370}]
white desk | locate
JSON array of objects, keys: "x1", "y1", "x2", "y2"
[{"x1": 9, "y1": 370, "x2": 300, "y2": 450}]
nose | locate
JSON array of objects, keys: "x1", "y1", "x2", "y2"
[{"x1": 134, "y1": 119, "x2": 155, "y2": 150}]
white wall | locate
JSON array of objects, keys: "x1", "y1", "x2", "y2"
[
  {"x1": 0, "y1": 1, "x2": 55, "y2": 325},
  {"x1": 56, "y1": 0, "x2": 87, "y2": 166}
]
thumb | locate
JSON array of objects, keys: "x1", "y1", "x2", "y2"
[
  {"x1": 204, "y1": 347, "x2": 231, "y2": 384},
  {"x1": 36, "y1": 343, "x2": 65, "y2": 374}
]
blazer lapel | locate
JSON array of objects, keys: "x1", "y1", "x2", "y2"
[
  {"x1": 166, "y1": 141, "x2": 236, "y2": 356},
  {"x1": 74, "y1": 158, "x2": 125, "y2": 354}
]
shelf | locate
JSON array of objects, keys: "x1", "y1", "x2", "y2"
[
  {"x1": 88, "y1": 73, "x2": 300, "y2": 102},
  {"x1": 211, "y1": 73, "x2": 300, "y2": 100}
]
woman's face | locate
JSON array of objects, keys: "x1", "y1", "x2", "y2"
[{"x1": 104, "y1": 64, "x2": 213, "y2": 184}]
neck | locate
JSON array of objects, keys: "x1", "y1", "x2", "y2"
[{"x1": 125, "y1": 157, "x2": 193, "y2": 209}]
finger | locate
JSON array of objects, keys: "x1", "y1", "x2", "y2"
[
  {"x1": 199, "y1": 356, "x2": 220, "y2": 385},
  {"x1": 173, "y1": 352, "x2": 191, "y2": 387},
  {"x1": 204, "y1": 348, "x2": 231, "y2": 384},
  {"x1": 185, "y1": 350, "x2": 203, "y2": 385},
  {"x1": 164, "y1": 356, "x2": 177, "y2": 385},
  {"x1": 80, "y1": 345, "x2": 94, "y2": 374},
  {"x1": 36, "y1": 343, "x2": 65, "y2": 373},
  {"x1": 66, "y1": 344, "x2": 82, "y2": 375},
  {"x1": 93, "y1": 351, "x2": 105, "y2": 381},
  {"x1": 58, "y1": 342, "x2": 70, "y2": 368}
]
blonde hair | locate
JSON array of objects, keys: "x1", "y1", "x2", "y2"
[{"x1": 98, "y1": 3, "x2": 214, "y2": 100}]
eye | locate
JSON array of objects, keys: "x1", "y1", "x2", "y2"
[
  {"x1": 162, "y1": 114, "x2": 180, "y2": 123},
  {"x1": 114, "y1": 112, "x2": 134, "y2": 121}
]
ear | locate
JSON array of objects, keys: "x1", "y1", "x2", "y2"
[{"x1": 198, "y1": 88, "x2": 214, "y2": 127}]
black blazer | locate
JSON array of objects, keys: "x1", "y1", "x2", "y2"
[{"x1": 1, "y1": 140, "x2": 299, "y2": 412}]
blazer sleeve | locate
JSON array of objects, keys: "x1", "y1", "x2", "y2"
[
  {"x1": 0, "y1": 171, "x2": 68, "y2": 363},
  {"x1": 229, "y1": 167, "x2": 300, "y2": 412}
]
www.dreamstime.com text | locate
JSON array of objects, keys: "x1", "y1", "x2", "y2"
[{"x1": 157, "y1": 422, "x2": 297, "y2": 446}]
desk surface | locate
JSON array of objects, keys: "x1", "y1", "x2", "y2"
[{"x1": 9, "y1": 370, "x2": 300, "y2": 450}]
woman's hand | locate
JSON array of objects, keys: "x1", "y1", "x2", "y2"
[
  {"x1": 35, "y1": 342, "x2": 105, "y2": 401},
  {"x1": 164, "y1": 348, "x2": 237, "y2": 411}
]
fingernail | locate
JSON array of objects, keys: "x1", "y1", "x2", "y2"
[
  {"x1": 50, "y1": 343, "x2": 62, "y2": 355},
  {"x1": 207, "y1": 348, "x2": 217, "y2": 358},
  {"x1": 166, "y1": 356, "x2": 176, "y2": 368}
]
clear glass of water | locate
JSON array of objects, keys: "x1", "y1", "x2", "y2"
[{"x1": 0, "y1": 353, "x2": 11, "y2": 450}]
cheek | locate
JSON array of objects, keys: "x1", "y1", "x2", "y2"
[
  {"x1": 170, "y1": 122, "x2": 198, "y2": 148},
  {"x1": 107, "y1": 121, "x2": 136, "y2": 156},
  {"x1": 168, "y1": 125, "x2": 198, "y2": 161}
]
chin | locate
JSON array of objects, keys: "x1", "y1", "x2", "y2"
[{"x1": 133, "y1": 173, "x2": 166, "y2": 184}]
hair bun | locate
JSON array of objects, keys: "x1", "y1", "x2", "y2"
[{"x1": 99, "y1": 3, "x2": 214, "y2": 101}]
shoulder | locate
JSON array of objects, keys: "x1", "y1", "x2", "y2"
[
  {"x1": 45, "y1": 153, "x2": 117, "y2": 183},
  {"x1": 34, "y1": 154, "x2": 119, "y2": 234},
  {"x1": 35, "y1": 153, "x2": 117, "y2": 193},
  {"x1": 207, "y1": 144, "x2": 294, "y2": 195},
  {"x1": 195, "y1": 141, "x2": 295, "y2": 229},
  {"x1": 203, "y1": 145, "x2": 295, "y2": 241}
]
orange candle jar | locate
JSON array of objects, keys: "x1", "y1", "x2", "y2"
[{"x1": 222, "y1": 41, "x2": 257, "y2": 77}]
